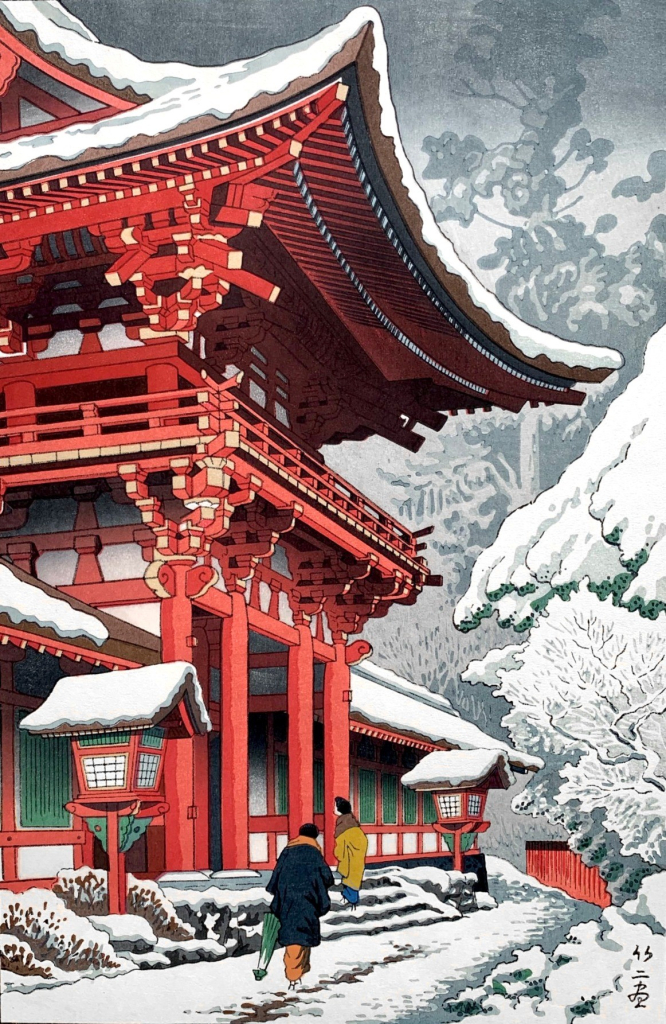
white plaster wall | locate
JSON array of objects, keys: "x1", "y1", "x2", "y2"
[
  {"x1": 101, "y1": 601, "x2": 161, "y2": 636},
  {"x1": 17, "y1": 844, "x2": 74, "y2": 879},
  {"x1": 35, "y1": 549, "x2": 78, "y2": 586}
]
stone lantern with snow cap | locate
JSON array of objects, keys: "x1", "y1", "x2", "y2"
[
  {"x1": 401, "y1": 749, "x2": 516, "y2": 872},
  {"x1": 19, "y1": 661, "x2": 211, "y2": 914}
]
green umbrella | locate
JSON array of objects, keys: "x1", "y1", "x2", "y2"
[{"x1": 253, "y1": 912, "x2": 280, "y2": 981}]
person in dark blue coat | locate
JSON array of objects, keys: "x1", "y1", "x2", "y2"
[{"x1": 266, "y1": 822, "x2": 334, "y2": 987}]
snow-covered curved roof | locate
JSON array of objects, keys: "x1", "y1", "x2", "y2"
[
  {"x1": 0, "y1": 2, "x2": 621, "y2": 384},
  {"x1": 19, "y1": 661, "x2": 211, "y2": 735},
  {"x1": 455, "y1": 323, "x2": 666, "y2": 632},
  {"x1": 401, "y1": 748, "x2": 515, "y2": 790},
  {"x1": 0, "y1": 559, "x2": 108, "y2": 644},
  {"x1": 350, "y1": 660, "x2": 542, "y2": 770}
]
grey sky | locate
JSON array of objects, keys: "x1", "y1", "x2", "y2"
[
  {"x1": 62, "y1": 1, "x2": 665, "y2": 167},
  {"x1": 61, "y1": 0, "x2": 665, "y2": 262}
]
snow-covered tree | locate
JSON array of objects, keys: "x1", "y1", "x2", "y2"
[
  {"x1": 456, "y1": 323, "x2": 666, "y2": 635},
  {"x1": 465, "y1": 587, "x2": 663, "y2": 900}
]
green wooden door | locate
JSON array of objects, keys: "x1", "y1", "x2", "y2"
[
  {"x1": 402, "y1": 785, "x2": 417, "y2": 824},
  {"x1": 275, "y1": 753, "x2": 289, "y2": 815},
  {"x1": 422, "y1": 791, "x2": 438, "y2": 824},
  {"x1": 381, "y1": 774, "x2": 398, "y2": 824},
  {"x1": 358, "y1": 769, "x2": 376, "y2": 824},
  {"x1": 314, "y1": 759, "x2": 324, "y2": 814},
  {"x1": 17, "y1": 710, "x2": 71, "y2": 827}
]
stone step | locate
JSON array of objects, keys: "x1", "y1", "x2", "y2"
[{"x1": 322, "y1": 906, "x2": 457, "y2": 940}]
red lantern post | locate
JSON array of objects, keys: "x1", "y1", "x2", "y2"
[
  {"x1": 19, "y1": 663, "x2": 210, "y2": 915},
  {"x1": 402, "y1": 749, "x2": 517, "y2": 873}
]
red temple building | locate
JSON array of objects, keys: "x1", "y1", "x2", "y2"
[{"x1": 0, "y1": 3, "x2": 617, "y2": 888}]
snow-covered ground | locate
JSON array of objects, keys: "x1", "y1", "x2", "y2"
[{"x1": 2, "y1": 858, "x2": 604, "y2": 1024}]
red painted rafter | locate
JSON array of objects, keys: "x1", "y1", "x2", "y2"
[{"x1": 0, "y1": 79, "x2": 583, "y2": 411}]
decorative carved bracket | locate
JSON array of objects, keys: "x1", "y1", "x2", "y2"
[
  {"x1": 90, "y1": 182, "x2": 280, "y2": 334},
  {"x1": 214, "y1": 500, "x2": 300, "y2": 592},
  {"x1": 325, "y1": 568, "x2": 413, "y2": 638},
  {"x1": 0, "y1": 237, "x2": 41, "y2": 353},
  {"x1": 287, "y1": 549, "x2": 376, "y2": 624},
  {"x1": 118, "y1": 455, "x2": 265, "y2": 599}
]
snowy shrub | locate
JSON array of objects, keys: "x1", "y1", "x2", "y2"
[
  {"x1": 464, "y1": 588, "x2": 665, "y2": 900},
  {"x1": 52, "y1": 868, "x2": 192, "y2": 940},
  {"x1": 0, "y1": 890, "x2": 121, "y2": 973},
  {"x1": 53, "y1": 868, "x2": 108, "y2": 917},
  {"x1": 127, "y1": 878, "x2": 194, "y2": 941},
  {"x1": 0, "y1": 936, "x2": 53, "y2": 979}
]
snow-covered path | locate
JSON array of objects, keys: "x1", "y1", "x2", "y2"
[{"x1": 2, "y1": 861, "x2": 598, "y2": 1024}]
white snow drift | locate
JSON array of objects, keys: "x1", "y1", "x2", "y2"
[{"x1": 456, "y1": 322, "x2": 666, "y2": 631}]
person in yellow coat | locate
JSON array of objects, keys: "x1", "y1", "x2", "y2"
[{"x1": 333, "y1": 796, "x2": 368, "y2": 909}]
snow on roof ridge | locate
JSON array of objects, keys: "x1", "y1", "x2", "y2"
[
  {"x1": 19, "y1": 660, "x2": 211, "y2": 733},
  {"x1": 0, "y1": 3, "x2": 621, "y2": 376},
  {"x1": 0, "y1": 0, "x2": 196, "y2": 94},
  {"x1": 350, "y1": 661, "x2": 543, "y2": 770},
  {"x1": 0, "y1": 561, "x2": 108, "y2": 645},
  {"x1": 351, "y1": 659, "x2": 457, "y2": 714},
  {"x1": 19, "y1": 1, "x2": 99, "y2": 44}
]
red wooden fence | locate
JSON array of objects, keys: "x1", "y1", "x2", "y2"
[{"x1": 526, "y1": 841, "x2": 611, "y2": 907}]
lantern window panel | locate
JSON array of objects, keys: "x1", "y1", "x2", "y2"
[
  {"x1": 468, "y1": 793, "x2": 482, "y2": 816},
  {"x1": 136, "y1": 752, "x2": 161, "y2": 789},
  {"x1": 141, "y1": 727, "x2": 165, "y2": 749},
  {"x1": 78, "y1": 731, "x2": 131, "y2": 747},
  {"x1": 82, "y1": 754, "x2": 127, "y2": 789},
  {"x1": 437, "y1": 793, "x2": 462, "y2": 818}
]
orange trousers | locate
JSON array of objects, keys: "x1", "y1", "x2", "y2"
[{"x1": 283, "y1": 944, "x2": 311, "y2": 982}]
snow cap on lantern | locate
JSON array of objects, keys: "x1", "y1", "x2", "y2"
[
  {"x1": 401, "y1": 748, "x2": 515, "y2": 794},
  {"x1": 20, "y1": 661, "x2": 210, "y2": 801},
  {"x1": 402, "y1": 749, "x2": 517, "y2": 869}
]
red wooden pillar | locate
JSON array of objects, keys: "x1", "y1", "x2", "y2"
[
  {"x1": 287, "y1": 621, "x2": 314, "y2": 837},
  {"x1": 191, "y1": 625, "x2": 211, "y2": 870},
  {"x1": 221, "y1": 589, "x2": 249, "y2": 868},
  {"x1": 147, "y1": 362, "x2": 179, "y2": 425},
  {"x1": 4, "y1": 379, "x2": 35, "y2": 443},
  {"x1": 106, "y1": 808, "x2": 127, "y2": 915},
  {"x1": 160, "y1": 562, "x2": 196, "y2": 871},
  {"x1": 0, "y1": 660, "x2": 17, "y2": 881},
  {"x1": 323, "y1": 640, "x2": 351, "y2": 863},
  {"x1": 146, "y1": 361, "x2": 179, "y2": 399}
]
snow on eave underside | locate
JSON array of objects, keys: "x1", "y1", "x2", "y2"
[
  {"x1": 401, "y1": 748, "x2": 515, "y2": 789},
  {"x1": 0, "y1": 4, "x2": 622, "y2": 379},
  {"x1": 350, "y1": 661, "x2": 542, "y2": 770},
  {"x1": 0, "y1": 561, "x2": 108, "y2": 645},
  {"x1": 19, "y1": 661, "x2": 211, "y2": 734}
]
